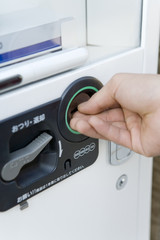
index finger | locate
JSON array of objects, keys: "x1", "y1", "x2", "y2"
[{"x1": 78, "y1": 79, "x2": 120, "y2": 114}]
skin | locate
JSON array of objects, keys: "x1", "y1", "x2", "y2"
[{"x1": 70, "y1": 73, "x2": 160, "y2": 157}]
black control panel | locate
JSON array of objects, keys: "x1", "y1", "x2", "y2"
[{"x1": 0, "y1": 76, "x2": 103, "y2": 211}]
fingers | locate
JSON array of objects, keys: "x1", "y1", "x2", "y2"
[
  {"x1": 70, "y1": 117, "x2": 104, "y2": 139},
  {"x1": 78, "y1": 79, "x2": 120, "y2": 115},
  {"x1": 70, "y1": 108, "x2": 128, "y2": 136},
  {"x1": 89, "y1": 116, "x2": 132, "y2": 148},
  {"x1": 97, "y1": 108, "x2": 125, "y2": 122},
  {"x1": 70, "y1": 115, "x2": 132, "y2": 148},
  {"x1": 78, "y1": 73, "x2": 160, "y2": 116},
  {"x1": 73, "y1": 108, "x2": 125, "y2": 123},
  {"x1": 111, "y1": 121, "x2": 127, "y2": 130}
]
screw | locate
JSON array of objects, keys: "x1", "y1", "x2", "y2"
[
  {"x1": 0, "y1": 42, "x2": 3, "y2": 49},
  {"x1": 116, "y1": 174, "x2": 128, "y2": 190}
]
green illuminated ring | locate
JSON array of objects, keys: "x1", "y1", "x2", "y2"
[{"x1": 65, "y1": 86, "x2": 98, "y2": 134}]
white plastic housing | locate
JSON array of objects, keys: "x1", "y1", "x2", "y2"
[{"x1": 0, "y1": 1, "x2": 159, "y2": 240}]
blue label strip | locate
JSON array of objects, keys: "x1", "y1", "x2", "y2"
[{"x1": 0, "y1": 37, "x2": 61, "y2": 64}]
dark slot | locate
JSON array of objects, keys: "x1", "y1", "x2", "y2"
[
  {"x1": 0, "y1": 74, "x2": 22, "y2": 90},
  {"x1": 71, "y1": 107, "x2": 78, "y2": 115},
  {"x1": 64, "y1": 159, "x2": 72, "y2": 170}
]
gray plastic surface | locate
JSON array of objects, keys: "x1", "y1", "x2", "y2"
[
  {"x1": 1, "y1": 132, "x2": 53, "y2": 181},
  {"x1": 116, "y1": 144, "x2": 132, "y2": 160},
  {"x1": 109, "y1": 142, "x2": 133, "y2": 165}
]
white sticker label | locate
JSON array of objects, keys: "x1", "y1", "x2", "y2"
[
  {"x1": 17, "y1": 165, "x2": 84, "y2": 203},
  {"x1": 11, "y1": 113, "x2": 46, "y2": 133}
]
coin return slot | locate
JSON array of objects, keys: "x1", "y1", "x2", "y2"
[{"x1": 64, "y1": 159, "x2": 72, "y2": 170}]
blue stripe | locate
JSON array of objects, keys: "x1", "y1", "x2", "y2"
[{"x1": 0, "y1": 37, "x2": 61, "y2": 64}]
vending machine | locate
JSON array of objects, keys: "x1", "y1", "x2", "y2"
[{"x1": 0, "y1": 0, "x2": 159, "y2": 239}]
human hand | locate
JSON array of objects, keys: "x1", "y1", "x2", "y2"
[{"x1": 70, "y1": 73, "x2": 160, "y2": 157}]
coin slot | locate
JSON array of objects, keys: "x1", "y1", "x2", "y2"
[
  {"x1": 67, "y1": 92, "x2": 90, "y2": 124},
  {"x1": 58, "y1": 76, "x2": 103, "y2": 142},
  {"x1": 66, "y1": 87, "x2": 98, "y2": 135},
  {"x1": 71, "y1": 107, "x2": 78, "y2": 115}
]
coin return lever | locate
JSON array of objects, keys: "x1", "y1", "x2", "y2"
[{"x1": 1, "y1": 132, "x2": 52, "y2": 182}]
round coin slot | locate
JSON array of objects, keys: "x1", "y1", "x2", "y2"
[
  {"x1": 67, "y1": 92, "x2": 90, "y2": 121},
  {"x1": 65, "y1": 86, "x2": 98, "y2": 135},
  {"x1": 58, "y1": 76, "x2": 103, "y2": 142}
]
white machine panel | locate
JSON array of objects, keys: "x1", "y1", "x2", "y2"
[
  {"x1": 0, "y1": 1, "x2": 159, "y2": 240},
  {"x1": 87, "y1": 0, "x2": 142, "y2": 61},
  {"x1": 0, "y1": 48, "x2": 152, "y2": 240},
  {"x1": 87, "y1": 0, "x2": 142, "y2": 48}
]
